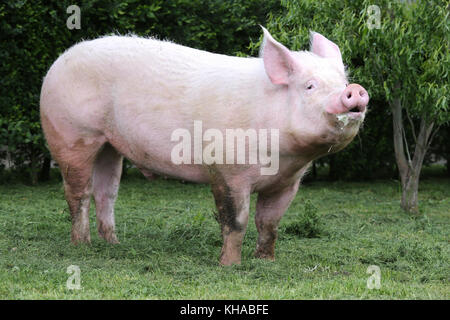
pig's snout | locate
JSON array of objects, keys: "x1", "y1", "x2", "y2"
[{"x1": 341, "y1": 84, "x2": 369, "y2": 113}]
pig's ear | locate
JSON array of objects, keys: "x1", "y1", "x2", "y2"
[
  {"x1": 310, "y1": 32, "x2": 343, "y2": 65},
  {"x1": 260, "y1": 26, "x2": 295, "y2": 85}
]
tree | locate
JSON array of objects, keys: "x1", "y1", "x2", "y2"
[
  {"x1": 256, "y1": 0, "x2": 449, "y2": 213},
  {"x1": 368, "y1": 1, "x2": 449, "y2": 213}
]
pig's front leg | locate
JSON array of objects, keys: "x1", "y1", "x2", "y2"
[
  {"x1": 211, "y1": 182, "x2": 250, "y2": 266},
  {"x1": 254, "y1": 180, "x2": 300, "y2": 260}
]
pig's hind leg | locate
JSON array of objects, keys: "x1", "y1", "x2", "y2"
[
  {"x1": 92, "y1": 143, "x2": 123, "y2": 244},
  {"x1": 57, "y1": 140, "x2": 105, "y2": 245}
]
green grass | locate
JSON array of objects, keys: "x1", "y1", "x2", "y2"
[{"x1": 0, "y1": 169, "x2": 449, "y2": 299}]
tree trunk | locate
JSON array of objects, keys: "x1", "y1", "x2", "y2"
[
  {"x1": 39, "y1": 155, "x2": 51, "y2": 182},
  {"x1": 401, "y1": 171, "x2": 419, "y2": 213},
  {"x1": 391, "y1": 96, "x2": 435, "y2": 214}
]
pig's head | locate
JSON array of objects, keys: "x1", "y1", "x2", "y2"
[{"x1": 260, "y1": 27, "x2": 369, "y2": 156}]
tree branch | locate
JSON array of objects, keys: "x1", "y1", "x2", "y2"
[
  {"x1": 426, "y1": 125, "x2": 441, "y2": 151},
  {"x1": 402, "y1": 125, "x2": 412, "y2": 166},
  {"x1": 391, "y1": 96, "x2": 409, "y2": 182},
  {"x1": 412, "y1": 118, "x2": 434, "y2": 173},
  {"x1": 405, "y1": 108, "x2": 417, "y2": 143}
]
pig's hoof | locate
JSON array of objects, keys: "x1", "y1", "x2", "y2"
[
  {"x1": 105, "y1": 235, "x2": 120, "y2": 244},
  {"x1": 219, "y1": 255, "x2": 241, "y2": 266},
  {"x1": 99, "y1": 230, "x2": 119, "y2": 244},
  {"x1": 108, "y1": 235, "x2": 120, "y2": 244},
  {"x1": 254, "y1": 250, "x2": 275, "y2": 261},
  {"x1": 71, "y1": 234, "x2": 91, "y2": 245}
]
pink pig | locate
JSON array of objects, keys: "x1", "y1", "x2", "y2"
[{"x1": 40, "y1": 27, "x2": 368, "y2": 265}]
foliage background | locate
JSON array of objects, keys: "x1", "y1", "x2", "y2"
[{"x1": 0, "y1": 0, "x2": 448, "y2": 184}]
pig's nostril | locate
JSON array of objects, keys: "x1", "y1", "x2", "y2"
[
  {"x1": 347, "y1": 93, "x2": 352, "y2": 99},
  {"x1": 359, "y1": 90, "x2": 366, "y2": 97}
]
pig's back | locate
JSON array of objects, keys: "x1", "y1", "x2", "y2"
[
  {"x1": 52, "y1": 35, "x2": 256, "y2": 88},
  {"x1": 43, "y1": 35, "x2": 264, "y2": 120}
]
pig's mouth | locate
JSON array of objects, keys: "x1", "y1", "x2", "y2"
[
  {"x1": 331, "y1": 107, "x2": 366, "y2": 128},
  {"x1": 341, "y1": 106, "x2": 365, "y2": 119},
  {"x1": 325, "y1": 101, "x2": 367, "y2": 121},
  {"x1": 348, "y1": 106, "x2": 364, "y2": 113}
]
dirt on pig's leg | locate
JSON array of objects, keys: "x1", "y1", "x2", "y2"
[{"x1": 211, "y1": 173, "x2": 250, "y2": 266}]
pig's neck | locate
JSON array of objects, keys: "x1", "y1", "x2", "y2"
[{"x1": 252, "y1": 155, "x2": 312, "y2": 193}]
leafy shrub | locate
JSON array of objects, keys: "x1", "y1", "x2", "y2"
[{"x1": 283, "y1": 200, "x2": 323, "y2": 238}]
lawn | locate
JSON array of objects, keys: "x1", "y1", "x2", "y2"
[{"x1": 0, "y1": 169, "x2": 448, "y2": 299}]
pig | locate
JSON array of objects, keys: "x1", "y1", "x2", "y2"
[{"x1": 40, "y1": 27, "x2": 369, "y2": 265}]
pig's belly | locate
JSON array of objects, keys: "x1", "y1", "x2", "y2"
[
  {"x1": 108, "y1": 116, "x2": 211, "y2": 184},
  {"x1": 137, "y1": 161, "x2": 211, "y2": 184}
]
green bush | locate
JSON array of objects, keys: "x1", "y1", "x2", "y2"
[{"x1": 283, "y1": 200, "x2": 323, "y2": 238}]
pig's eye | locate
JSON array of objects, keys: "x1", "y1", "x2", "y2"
[{"x1": 305, "y1": 80, "x2": 317, "y2": 91}]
